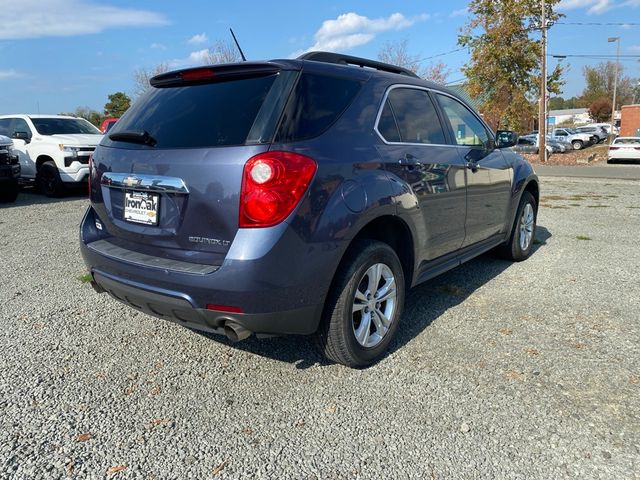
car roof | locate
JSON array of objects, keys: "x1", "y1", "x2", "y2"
[{"x1": 0, "y1": 114, "x2": 78, "y2": 119}]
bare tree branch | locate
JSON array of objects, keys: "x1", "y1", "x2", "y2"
[
  {"x1": 132, "y1": 63, "x2": 170, "y2": 99},
  {"x1": 377, "y1": 40, "x2": 449, "y2": 83}
]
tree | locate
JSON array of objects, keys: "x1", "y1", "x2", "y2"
[
  {"x1": 377, "y1": 40, "x2": 450, "y2": 83},
  {"x1": 580, "y1": 62, "x2": 637, "y2": 108},
  {"x1": 104, "y1": 92, "x2": 131, "y2": 118},
  {"x1": 588, "y1": 98, "x2": 612, "y2": 123},
  {"x1": 201, "y1": 40, "x2": 241, "y2": 64},
  {"x1": 458, "y1": 0, "x2": 564, "y2": 132},
  {"x1": 58, "y1": 106, "x2": 104, "y2": 127},
  {"x1": 132, "y1": 63, "x2": 170, "y2": 99}
]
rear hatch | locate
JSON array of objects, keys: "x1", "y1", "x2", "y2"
[{"x1": 90, "y1": 62, "x2": 299, "y2": 266}]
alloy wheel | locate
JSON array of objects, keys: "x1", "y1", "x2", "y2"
[
  {"x1": 519, "y1": 203, "x2": 535, "y2": 251},
  {"x1": 351, "y1": 263, "x2": 397, "y2": 348}
]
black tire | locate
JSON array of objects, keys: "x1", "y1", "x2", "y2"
[
  {"x1": 315, "y1": 240, "x2": 405, "y2": 368},
  {"x1": 571, "y1": 140, "x2": 583, "y2": 150},
  {"x1": 0, "y1": 181, "x2": 19, "y2": 203},
  {"x1": 499, "y1": 191, "x2": 537, "y2": 262},
  {"x1": 37, "y1": 161, "x2": 65, "y2": 197}
]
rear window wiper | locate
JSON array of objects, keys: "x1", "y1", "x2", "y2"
[{"x1": 109, "y1": 130, "x2": 157, "y2": 147}]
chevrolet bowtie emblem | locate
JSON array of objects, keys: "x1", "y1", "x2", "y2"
[{"x1": 123, "y1": 176, "x2": 139, "y2": 187}]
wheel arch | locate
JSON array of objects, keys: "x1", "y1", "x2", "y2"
[
  {"x1": 338, "y1": 215, "x2": 415, "y2": 289},
  {"x1": 36, "y1": 155, "x2": 55, "y2": 172}
]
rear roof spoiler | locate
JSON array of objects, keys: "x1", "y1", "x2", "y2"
[
  {"x1": 150, "y1": 63, "x2": 283, "y2": 88},
  {"x1": 298, "y1": 51, "x2": 419, "y2": 78}
]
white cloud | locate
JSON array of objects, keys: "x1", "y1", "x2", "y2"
[
  {"x1": 450, "y1": 8, "x2": 468, "y2": 17},
  {"x1": 0, "y1": 0, "x2": 168, "y2": 40},
  {"x1": 151, "y1": 43, "x2": 167, "y2": 50},
  {"x1": 188, "y1": 33, "x2": 208, "y2": 45},
  {"x1": 629, "y1": 45, "x2": 640, "y2": 51},
  {"x1": 298, "y1": 12, "x2": 429, "y2": 54},
  {"x1": 558, "y1": 0, "x2": 614, "y2": 14},
  {"x1": 168, "y1": 49, "x2": 211, "y2": 68},
  {"x1": 0, "y1": 69, "x2": 23, "y2": 80},
  {"x1": 187, "y1": 49, "x2": 211, "y2": 63}
]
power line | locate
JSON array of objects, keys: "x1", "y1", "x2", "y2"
[
  {"x1": 416, "y1": 47, "x2": 467, "y2": 63},
  {"x1": 555, "y1": 21, "x2": 640, "y2": 26}
]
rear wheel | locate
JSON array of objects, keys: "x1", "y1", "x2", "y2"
[
  {"x1": 38, "y1": 161, "x2": 65, "y2": 197},
  {"x1": 499, "y1": 191, "x2": 537, "y2": 261},
  {"x1": 0, "y1": 181, "x2": 19, "y2": 203},
  {"x1": 315, "y1": 240, "x2": 405, "y2": 368}
]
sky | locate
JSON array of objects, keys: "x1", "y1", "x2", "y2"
[{"x1": 0, "y1": 0, "x2": 639, "y2": 115}]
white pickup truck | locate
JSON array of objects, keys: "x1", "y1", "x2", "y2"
[
  {"x1": 0, "y1": 115, "x2": 103, "y2": 196},
  {"x1": 549, "y1": 128, "x2": 593, "y2": 151}
]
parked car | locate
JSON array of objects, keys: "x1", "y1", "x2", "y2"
[
  {"x1": 80, "y1": 52, "x2": 539, "y2": 367},
  {"x1": 0, "y1": 115, "x2": 103, "y2": 196},
  {"x1": 575, "y1": 125, "x2": 608, "y2": 143},
  {"x1": 513, "y1": 135, "x2": 566, "y2": 155},
  {"x1": 0, "y1": 135, "x2": 20, "y2": 202},
  {"x1": 100, "y1": 117, "x2": 118, "y2": 133},
  {"x1": 607, "y1": 137, "x2": 640, "y2": 163},
  {"x1": 550, "y1": 128, "x2": 593, "y2": 150}
]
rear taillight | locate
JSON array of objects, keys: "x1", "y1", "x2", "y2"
[{"x1": 239, "y1": 151, "x2": 317, "y2": 228}]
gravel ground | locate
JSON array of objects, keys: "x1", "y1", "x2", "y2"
[{"x1": 1, "y1": 178, "x2": 639, "y2": 479}]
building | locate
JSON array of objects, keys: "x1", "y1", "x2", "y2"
[
  {"x1": 547, "y1": 108, "x2": 590, "y2": 126},
  {"x1": 620, "y1": 105, "x2": 640, "y2": 137}
]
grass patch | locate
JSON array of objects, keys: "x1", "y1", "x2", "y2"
[
  {"x1": 78, "y1": 273, "x2": 93, "y2": 284},
  {"x1": 548, "y1": 205, "x2": 570, "y2": 209},
  {"x1": 576, "y1": 235, "x2": 592, "y2": 241},
  {"x1": 569, "y1": 203, "x2": 582, "y2": 207},
  {"x1": 586, "y1": 205, "x2": 610, "y2": 208},
  {"x1": 627, "y1": 206, "x2": 640, "y2": 209}
]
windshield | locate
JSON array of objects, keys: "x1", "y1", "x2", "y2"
[
  {"x1": 566, "y1": 128, "x2": 578, "y2": 134},
  {"x1": 31, "y1": 118, "x2": 101, "y2": 135}
]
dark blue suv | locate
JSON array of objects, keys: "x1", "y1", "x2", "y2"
[{"x1": 80, "y1": 52, "x2": 538, "y2": 367}]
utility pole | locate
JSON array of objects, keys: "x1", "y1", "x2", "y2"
[
  {"x1": 539, "y1": 0, "x2": 547, "y2": 164},
  {"x1": 608, "y1": 37, "x2": 620, "y2": 139}
]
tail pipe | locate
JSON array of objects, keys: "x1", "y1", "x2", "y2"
[{"x1": 224, "y1": 321, "x2": 252, "y2": 342}]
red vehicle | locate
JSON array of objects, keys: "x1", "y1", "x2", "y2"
[{"x1": 100, "y1": 117, "x2": 118, "y2": 133}]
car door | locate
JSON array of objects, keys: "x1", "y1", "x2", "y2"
[
  {"x1": 434, "y1": 93, "x2": 513, "y2": 247},
  {"x1": 4, "y1": 118, "x2": 36, "y2": 178},
  {"x1": 375, "y1": 86, "x2": 467, "y2": 261}
]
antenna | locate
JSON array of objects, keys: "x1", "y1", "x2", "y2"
[{"x1": 229, "y1": 28, "x2": 247, "y2": 62}]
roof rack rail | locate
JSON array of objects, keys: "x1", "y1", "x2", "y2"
[{"x1": 297, "y1": 51, "x2": 420, "y2": 78}]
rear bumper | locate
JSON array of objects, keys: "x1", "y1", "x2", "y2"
[
  {"x1": 80, "y1": 206, "x2": 339, "y2": 337},
  {"x1": 91, "y1": 270, "x2": 322, "y2": 336}
]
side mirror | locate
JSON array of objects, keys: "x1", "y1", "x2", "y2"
[
  {"x1": 496, "y1": 130, "x2": 517, "y2": 148},
  {"x1": 12, "y1": 131, "x2": 31, "y2": 144}
]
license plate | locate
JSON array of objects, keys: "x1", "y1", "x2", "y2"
[{"x1": 124, "y1": 191, "x2": 159, "y2": 225}]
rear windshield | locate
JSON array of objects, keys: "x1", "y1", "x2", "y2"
[
  {"x1": 275, "y1": 73, "x2": 363, "y2": 143},
  {"x1": 109, "y1": 74, "x2": 279, "y2": 149},
  {"x1": 32, "y1": 118, "x2": 101, "y2": 135},
  {"x1": 614, "y1": 138, "x2": 640, "y2": 145}
]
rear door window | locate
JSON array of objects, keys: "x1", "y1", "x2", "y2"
[
  {"x1": 109, "y1": 74, "x2": 279, "y2": 149},
  {"x1": 378, "y1": 88, "x2": 446, "y2": 145},
  {"x1": 275, "y1": 73, "x2": 363, "y2": 143}
]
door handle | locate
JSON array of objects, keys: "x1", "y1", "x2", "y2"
[{"x1": 398, "y1": 153, "x2": 421, "y2": 167}]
